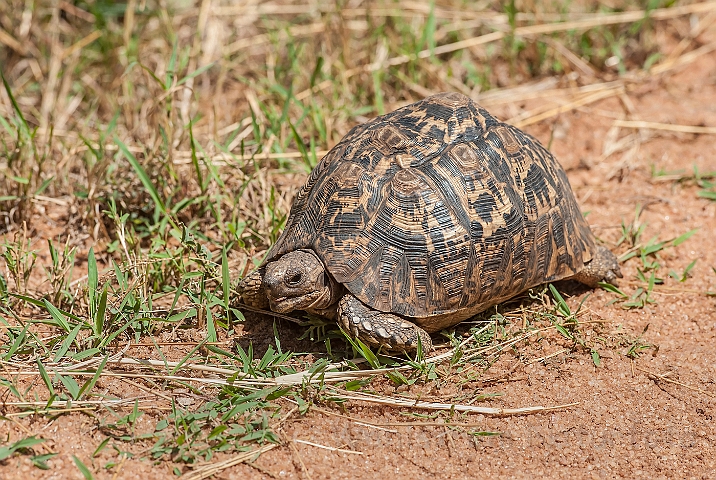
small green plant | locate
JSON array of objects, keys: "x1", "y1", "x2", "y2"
[
  {"x1": 44, "y1": 238, "x2": 77, "y2": 307},
  {"x1": 548, "y1": 284, "x2": 601, "y2": 366},
  {"x1": 606, "y1": 225, "x2": 698, "y2": 309},
  {"x1": 616, "y1": 204, "x2": 646, "y2": 248},
  {"x1": 624, "y1": 324, "x2": 656, "y2": 359},
  {"x1": 0, "y1": 436, "x2": 55, "y2": 470},
  {"x1": 669, "y1": 259, "x2": 697, "y2": 282},
  {"x1": 0, "y1": 229, "x2": 37, "y2": 296}
]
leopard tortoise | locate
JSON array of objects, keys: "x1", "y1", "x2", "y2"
[{"x1": 238, "y1": 92, "x2": 621, "y2": 353}]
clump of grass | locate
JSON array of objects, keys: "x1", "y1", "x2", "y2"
[{"x1": 602, "y1": 203, "x2": 699, "y2": 309}]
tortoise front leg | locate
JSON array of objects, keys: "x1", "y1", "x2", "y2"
[
  {"x1": 237, "y1": 269, "x2": 269, "y2": 309},
  {"x1": 337, "y1": 295, "x2": 433, "y2": 354}
]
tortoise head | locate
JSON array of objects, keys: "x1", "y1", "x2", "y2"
[{"x1": 263, "y1": 250, "x2": 340, "y2": 314}]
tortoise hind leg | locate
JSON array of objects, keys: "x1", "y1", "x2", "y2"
[
  {"x1": 573, "y1": 245, "x2": 623, "y2": 287},
  {"x1": 337, "y1": 295, "x2": 433, "y2": 354}
]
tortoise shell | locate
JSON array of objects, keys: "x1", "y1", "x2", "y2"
[{"x1": 264, "y1": 92, "x2": 595, "y2": 322}]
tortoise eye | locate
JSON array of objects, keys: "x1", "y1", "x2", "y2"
[{"x1": 286, "y1": 273, "x2": 303, "y2": 286}]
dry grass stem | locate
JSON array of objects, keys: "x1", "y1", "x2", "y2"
[
  {"x1": 637, "y1": 367, "x2": 716, "y2": 398},
  {"x1": 651, "y1": 39, "x2": 716, "y2": 74},
  {"x1": 328, "y1": 388, "x2": 579, "y2": 416},
  {"x1": 288, "y1": 441, "x2": 313, "y2": 480},
  {"x1": 1, "y1": 0, "x2": 710, "y2": 473},
  {"x1": 292, "y1": 439, "x2": 364, "y2": 455},
  {"x1": 526, "y1": 348, "x2": 570, "y2": 365},
  {"x1": 0, "y1": 26, "x2": 26, "y2": 54},
  {"x1": 311, "y1": 406, "x2": 500, "y2": 430},
  {"x1": 511, "y1": 87, "x2": 624, "y2": 128},
  {"x1": 613, "y1": 120, "x2": 716, "y2": 135},
  {"x1": 183, "y1": 444, "x2": 279, "y2": 480}
]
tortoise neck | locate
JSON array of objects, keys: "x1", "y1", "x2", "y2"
[{"x1": 304, "y1": 273, "x2": 344, "y2": 319}]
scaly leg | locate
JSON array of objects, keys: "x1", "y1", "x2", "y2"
[
  {"x1": 237, "y1": 269, "x2": 269, "y2": 309},
  {"x1": 337, "y1": 295, "x2": 433, "y2": 353},
  {"x1": 573, "y1": 245, "x2": 623, "y2": 287}
]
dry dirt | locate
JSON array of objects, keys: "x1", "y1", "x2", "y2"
[{"x1": 3, "y1": 41, "x2": 716, "y2": 480}]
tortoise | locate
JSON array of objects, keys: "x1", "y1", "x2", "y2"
[{"x1": 238, "y1": 92, "x2": 621, "y2": 353}]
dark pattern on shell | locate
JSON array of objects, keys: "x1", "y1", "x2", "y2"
[{"x1": 265, "y1": 92, "x2": 596, "y2": 320}]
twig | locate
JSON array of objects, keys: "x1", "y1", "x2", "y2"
[{"x1": 526, "y1": 349, "x2": 569, "y2": 365}]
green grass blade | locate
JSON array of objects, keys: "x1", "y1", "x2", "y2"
[
  {"x1": 206, "y1": 308, "x2": 217, "y2": 343},
  {"x1": 670, "y1": 228, "x2": 698, "y2": 247},
  {"x1": 53, "y1": 323, "x2": 82, "y2": 362},
  {"x1": 36, "y1": 359, "x2": 55, "y2": 397},
  {"x1": 72, "y1": 455, "x2": 94, "y2": 480},
  {"x1": 33, "y1": 176, "x2": 54, "y2": 196},
  {"x1": 289, "y1": 120, "x2": 312, "y2": 170},
  {"x1": 88, "y1": 247, "x2": 97, "y2": 316},
  {"x1": 177, "y1": 62, "x2": 215, "y2": 86},
  {"x1": 598, "y1": 282, "x2": 627, "y2": 297},
  {"x1": 548, "y1": 284, "x2": 571, "y2": 318},
  {"x1": 188, "y1": 122, "x2": 204, "y2": 192},
  {"x1": 222, "y1": 247, "x2": 230, "y2": 308},
  {"x1": 115, "y1": 136, "x2": 166, "y2": 213},
  {"x1": 166, "y1": 41, "x2": 178, "y2": 89},
  {"x1": 0, "y1": 68, "x2": 29, "y2": 134},
  {"x1": 4, "y1": 325, "x2": 28, "y2": 360},
  {"x1": 170, "y1": 339, "x2": 208, "y2": 375},
  {"x1": 43, "y1": 299, "x2": 71, "y2": 333},
  {"x1": 0, "y1": 437, "x2": 46, "y2": 461},
  {"x1": 698, "y1": 189, "x2": 716, "y2": 200},
  {"x1": 340, "y1": 327, "x2": 381, "y2": 369},
  {"x1": 420, "y1": 1, "x2": 436, "y2": 53},
  {"x1": 11, "y1": 294, "x2": 82, "y2": 321},
  {"x1": 59, "y1": 374, "x2": 81, "y2": 399},
  {"x1": 94, "y1": 285, "x2": 108, "y2": 338},
  {"x1": 92, "y1": 438, "x2": 110, "y2": 458},
  {"x1": 77, "y1": 355, "x2": 108, "y2": 400}
]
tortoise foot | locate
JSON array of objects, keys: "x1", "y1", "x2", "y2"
[
  {"x1": 575, "y1": 245, "x2": 623, "y2": 287},
  {"x1": 337, "y1": 295, "x2": 433, "y2": 353}
]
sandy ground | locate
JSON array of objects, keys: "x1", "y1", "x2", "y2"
[{"x1": 2, "y1": 38, "x2": 716, "y2": 480}]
